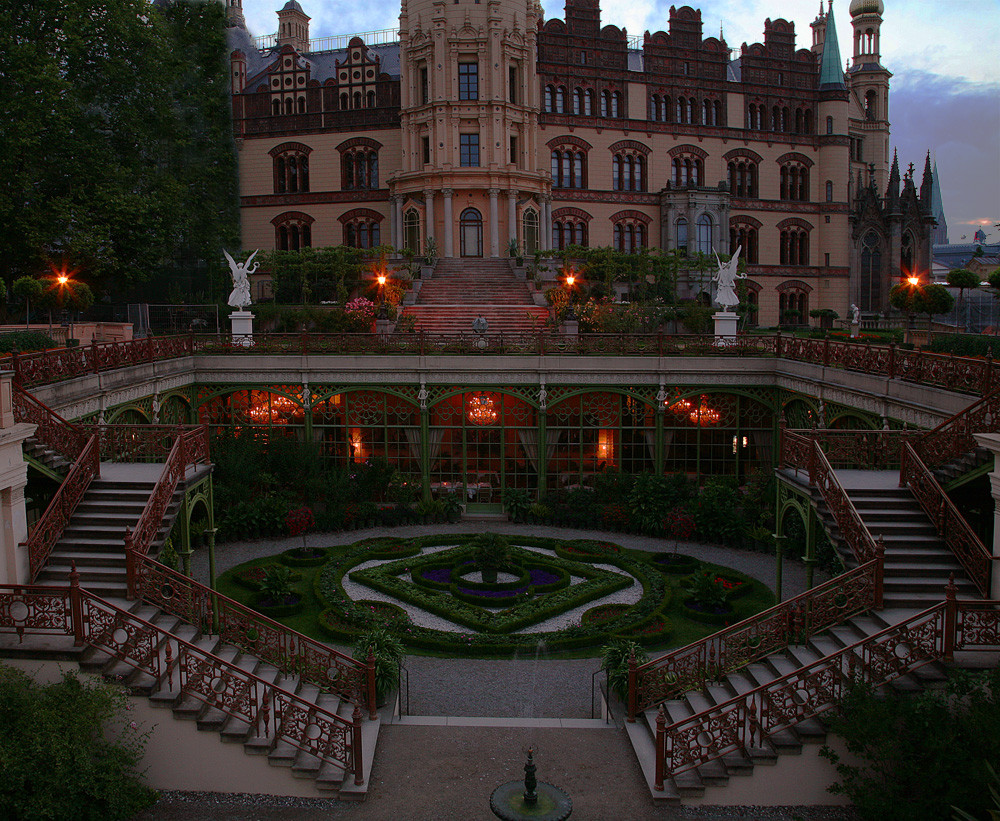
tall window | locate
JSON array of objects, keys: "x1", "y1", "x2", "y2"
[
  {"x1": 555, "y1": 86, "x2": 566, "y2": 114},
  {"x1": 273, "y1": 147, "x2": 310, "y2": 194},
  {"x1": 343, "y1": 217, "x2": 381, "y2": 248},
  {"x1": 780, "y1": 163, "x2": 809, "y2": 201},
  {"x1": 672, "y1": 156, "x2": 703, "y2": 187},
  {"x1": 420, "y1": 66, "x2": 429, "y2": 103},
  {"x1": 552, "y1": 216, "x2": 587, "y2": 250},
  {"x1": 860, "y1": 230, "x2": 883, "y2": 311},
  {"x1": 342, "y1": 147, "x2": 378, "y2": 190},
  {"x1": 573, "y1": 88, "x2": 582, "y2": 115},
  {"x1": 600, "y1": 90, "x2": 610, "y2": 117},
  {"x1": 460, "y1": 134, "x2": 479, "y2": 167},
  {"x1": 727, "y1": 160, "x2": 758, "y2": 198},
  {"x1": 523, "y1": 208, "x2": 539, "y2": 254},
  {"x1": 696, "y1": 214, "x2": 713, "y2": 255},
  {"x1": 584, "y1": 89, "x2": 594, "y2": 115},
  {"x1": 730, "y1": 223, "x2": 759, "y2": 264},
  {"x1": 611, "y1": 91, "x2": 621, "y2": 117},
  {"x1": 826, "y1": 180, "x2": 834, "y2": 202},
  {"x1": 780, "y1": 228, "x2": 810, "y2": 266},
  {"x1": 458, "y1": 62, "x2": 478, "y2": 100},
  {"x1": 612, "y1": 152, "x2": 646, "y2": 192},
  {"x1": 509, "y1": 65, "x2": 518, "y2": 103},
  {"x1": 274, "y1": 213, "x2": 313, "y2": 251},
  {"x1": 676, "y1": 217, "x2": 688, "y2": 254},
  {"x1": 613, "y1": 219, "x2": 646, "y2": 253},
  {"x1": 404, "y1": 209, "x2": 420, "y2": 253},
  {"x1": 551, "y1": 148, "x2": 586, "y2": 188},
  {"x1": 544, "y1": 85, "x2": 554, "y2": 113}
]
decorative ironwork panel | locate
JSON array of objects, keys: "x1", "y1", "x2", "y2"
[
  {"x1": 11, "y1": 387, "x2": 87, "y2": 462},
  {"x1": 0, "y1": 586, "x2": 72, "y2": 640},
  {"x1": 955, "y1": 602, "x2": 1000, "y2": 649}
]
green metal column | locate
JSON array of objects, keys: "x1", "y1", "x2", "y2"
[
  {"x1": 179, "y1": 495, "x2": 192, "y2": 577},
  {"x1": 537, "y1": 405, "x2": 547, "y2": 499},
  {"x1": 654, "y1": 407, "x2": 664, "y2": 476},
  {"x1": 804, "y1": 505, "x2": 818, "y2": 591},
  {"x1": 420, "y1": 404, "x2": 431, "y2": 502},
  {"x1": 302, "y1": 384, "x2": 313, "y2": 444}
]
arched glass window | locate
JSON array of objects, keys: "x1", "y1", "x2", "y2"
[
  {"x1": 460, "y1": 208, "x2": 483, "y2": 257},
  {"x1": 826, "y1": 115, "x2": 834, "y2": 134},
  {"x1": 826, "y1": 180, "x2": 834, "y2": 202},
  {"x1": 676, "y1": 217, "x2": 688, "y2": 254},
  {"x1": 601, "y1": 90, "x2": 610, "y2": 117},
  {"x1": 555, "y1": 86, "x2": 566, "y2": 113},
  {"x1": 573, "y1": 88, "x2": 582, "y2": 114},
  {"x1": 404, "y1": 209, "x2": 421, "y2": 253},
  {"x1": 611, "y1": 91, "x2": 620, "y2": 117},
  {"x1": 860, "y1": 231, "x2": 883, "y2": 311},
  {"x1": 696, "y1": 214, "x2": 712, "y2": 255},
  {"x1": 544, "y1": 85, "x2": 554, "y2": 113},
  {"x1": 523, "y1": 208, "x2": 539, "y2": 254}
]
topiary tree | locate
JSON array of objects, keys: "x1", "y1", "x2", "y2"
[
  {"x1": 915, "y1": 283, "x2": 955, "y2": 338},
  {"x1": 947, "y1": 267, "x2": 980, "y2": 319},
  {"x1": 12, "y1": 276, "x2": 43, "y2": 328},
  {"x1": 0, "y1": 664, "x2": 156, "y2": 820}
]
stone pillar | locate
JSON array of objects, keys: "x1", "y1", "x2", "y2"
[
  {"x1": 394, "y1": 195, "x2": 405, "y2": 252},
  {"x1": 541, "y1": 196, "x2": 551, "y2": 251},
  {"x1": 442, "y1": 189, "x2": 454, "y2": 258},
  {"x1": 488, "y1": 188, "x2": 500, "y2": 258},
  {"x1": 424, "y1": 189, "x2": 435, "y2": 244},
  {"x1": 0, "y1": 372, "x2": 35, "y2": 585},
  {"x1": 973, "y1": 433, "x2": 1000, "y2": 597},
  {"x1": 389, "y1": 195, "x2": 400, "y2": 250},
  {"x1": 508, "y1": 190, "x2": 518, "y2": 251}
]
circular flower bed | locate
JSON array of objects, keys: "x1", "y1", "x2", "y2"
[{"x1": 234, "y1": 563, "x2": 302, "y2": 591}]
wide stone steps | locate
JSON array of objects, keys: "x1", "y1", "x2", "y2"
[
  {"x1": 400, "y1": 305, "x2": 548, "y2": 334},
  {"x1": 74, "y1": 600, "x2": 376, "y2": 797},
  {"x1": 629, "y1": 608, "x2": 950, "y2": 803}
]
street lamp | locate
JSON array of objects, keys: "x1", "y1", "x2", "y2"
[
  {"x1": 376, "y1": 272, "x2": 389, "y2": 320},
  {"x1": 563, "y1": 270, "x2": 578, "y2": 321}
]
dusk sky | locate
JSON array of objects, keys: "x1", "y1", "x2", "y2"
[{"x1": 241, "y1": 0, "x2": 1000, "y2": 242}]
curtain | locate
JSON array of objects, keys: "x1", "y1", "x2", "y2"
[
  {"x1": 405, "y1": 428, "x2": 422, "y2": 461},
  {"x1": 517, "y1": 430, "x2": 538, "y2": 473}
]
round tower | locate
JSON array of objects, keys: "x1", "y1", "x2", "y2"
[
  {"x1": 847, "y1": 0, "x2": 890, "y2": 190},
  {"x1": 393, "y1": 0, "x2": 548, "y2": 258}
]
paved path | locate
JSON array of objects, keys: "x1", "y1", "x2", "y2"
[{"x1": 191, "y1": 523, "x2": 821, "y2": 719}]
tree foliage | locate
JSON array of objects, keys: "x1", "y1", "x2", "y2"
[
  {"x1": 821, "y1": 667, "x2": 1000, "y2": 821},
  {"x1": 0, "y1": 0, "x2": 239, "y2": 298},
  {"x1": 0, "y1": 664, "x2": 156, "y2": 820},
  {"x1": 889, "y1": 282, "x2": 955, "y2": 320}
]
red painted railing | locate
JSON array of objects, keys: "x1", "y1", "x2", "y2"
[
  {"x1": 22, "y1": 434, "x2": 100, "y2": 582},
  {"x1": 651, "y1": 587, "x2": 1000, "y2": 790},
  {"x1": 0, "y1": 578, "x2": 365, "y2": 785},
  {"x1": 900, "y1": 442, "x2": 992, "y2": 596},
  {"x1": 11, "y1": 386, "x2": 88, "y2": 464},
  {"x1": 629, "y1": 558, "x2": 881, "y2": 718},
  {"x1": 82, "y1": 425, "x2": 203, "y2": 463},
  {"x1": 4, "y1": 333, "x2": 997, "y2": 396},
  {"x1": 911, "y1": 387, "x2": 1000, "y2": 471},
  {"x1": 781, "y1": 428, "x2": 916, "y2": 471},
  {"x1": 130, "y1": 553, "x2": 377, "y2": 718},
  {"x1": 123, "y1": 427, "x2": 210, "y2": 567}
]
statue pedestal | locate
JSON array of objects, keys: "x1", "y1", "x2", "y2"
[
  {"x1": 850, "y1": 321, "x2": 860, "y2": 339},
  {"x1": 713, "y1": 311, "x2": 738, "y2": 345},
  {"x1": 230, "y1": 310, "x2": 254, "y2": 347}
]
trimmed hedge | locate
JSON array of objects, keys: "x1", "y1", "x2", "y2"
[
  {"x1": 278, "y1": 547, "x2": 330, "y2": 567},
  {"x1": 252, "y1": 592, "x2": 306, "y2": 618}
]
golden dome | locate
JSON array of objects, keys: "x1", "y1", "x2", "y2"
[{"x1": 850, "y1": 0, "x2": 884, "y2": 15}]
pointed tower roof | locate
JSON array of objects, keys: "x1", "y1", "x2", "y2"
[
  {"x1": 886, "y1": 149, "x2": 900, "y2": 201},
  {"x1": 819, "y1": 0, "x2": 845, "y2": 88},
  {"x1": 931, "y1": 161, "x2": 945, "y2": 218}
]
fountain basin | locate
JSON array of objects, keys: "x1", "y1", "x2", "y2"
[{"x1": 489, "y1": 781, "x2": 572, "y2": 820}]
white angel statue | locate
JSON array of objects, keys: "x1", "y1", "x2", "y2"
[
  {"x1": 712, "y1": 245, "x2": 745, "y2": 312},
  {"x1": 224, "y1": 249, "x2": 258, "y2": 310}
]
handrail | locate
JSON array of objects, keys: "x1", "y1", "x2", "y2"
[
  {"x1": 131, "y1": 552, "x2": 377, "y2": 718},
  {"x1": 22, "y1": 434, "x2": 100, "y2": 581},
  {"x1": 3, "y1": 333, "x2": 997, "y2": 396},
  {"x1": 629, "y1": 558, "x2": 881, "y2": 718},
  {"x1": 11, "y1": 384, "x2": 87, "y2": 463},
  {"x1": 911, "y1": 386, "x2": 1000, "y2": 471},
  {"x1": 651, "y1": 590, "x2": 1000, "y2": 790},
  {"x1": 782, "y1": 428, "x2": 915, "y2": 471},
  {"x1": 123, "y1": 426, "x2": 210, "y2": 564},
  {"x1": 900, "y1": 441, "x2": 992, "y2": 596},
  {"x1": 80, "y1": 424, "x2": 206, "y2": 463},
  {"x1": 0, "y1": 581, "x2": 363, "y2": 785}
]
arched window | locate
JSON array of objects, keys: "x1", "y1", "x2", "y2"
[
  {"x1": 672, "y1": 155, "x2": 703, "y2": 187},
  {"x1": 611, "y1": 91, "x2": 621, "y2": 117},
  {"x1": 703, "y1": 99, "x2": 712, "y2": 125},
  {"x1": 284, "y1": 98, "x2": 293, "y2": 115},
  {"x1": 340, "y1": 145, "x2": 379, "y2": 190},
  {"x1": 297, "y1": 96, "x2": 306, "y2": 113},
  {"x1": 901, "y1": 231, "x2": 915, "y2": 278},
  {"x1": 612, "y1": 149, "x2": 646, "y2": 191},
  {"x1": 865, "y1": 90, "x2": 877, "y2": 121},
  {"x1": 779, "y1": 284, "x2": 810, "y2": 325},
  {"x1": 826, "y1": 180, "x2": 834, "y2": 202},
  {"x1": 676, "y1": 98, "x2": 686, "y2": 123},
  {"x1": 584, "y1": 89, "x2": 594, "y2": 115},
  {"x1": 696, "y1": 214, "x2": 713, "y2": 255},
  {"x1": 860, "y1": 230, "x2": 883, "y2": 311},
  {"x1": 601, "y1": 90, "x2": 610, "y2": 117},
  {"x1": 779, "y1": 228, "x2": 810, "y2": 266},
  {"x1": 687, "y1": 97, "x2": 696, "y2": 124},
  {"x1": 366, "y1": 90, "x2": 375, "y2": 108},
  {"x1": 341, "y1": 212, "x2": 382, "y2": 249},
  {"x1": 550, "y1": 143, "x2": 588, "y2": 189},
  {"x1": 404, "y1": 209, "x2": 421, "y2": 253},
  {"x1": 747, "y1": 103, "x2": 756, "y2": 129},
  {"x1": 523, "y1": 208, "x2": 539, "y2": 254},
  {"x1": 612, "y1": 215, "x2": 647, "y2": 253},
  {"x1": 780, "y1": 162, "x2": 809, "y2": 201},
  {"x1": 272, "y1": 99, "x2": 281, "y2": 116},
  {"x1": 551, "y1": 216, "x2": 588, "y2": 250},
  {"x1": 727, "y1": 159, "x2": 758, "y2": 198},
  {"x1": 676, "y1": 217, "x2": 688, "y2": 254},
  {"x1": 555, "y1": 86, "x2": 566, "y2": 113},
  {"x1": 729, "y1": 221, "x2": 759, "y2": 264},
  {"x1": 573, "y1": 88, "x2": 582, "y2": 114},
  {"x1": 826, "y1": 115, "x2": 834, "y2": 134},
  {"x1": 273, "y1": 212, "x2": 314, "y2": 251},
  {"x1": 544, "y1": 85, "x2": 554, "y2": 113},
  {"x1": 272, "y1": 145, "x2": 311, "y2": 195},
  {"x1": 460, "y1": 208, "x2": 483, "y2": 257}
]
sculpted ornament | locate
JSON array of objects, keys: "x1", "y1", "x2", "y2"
[
  {"x1": 224, "y1": 249, "x2": 257, "y2": 310},
  {"x1": 712, "y1": 245, "x2": 745, "y2": 311}
]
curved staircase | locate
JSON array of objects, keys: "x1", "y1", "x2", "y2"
[{"x1": 401, "y1": 259, "x2": 548, "y2": 334}]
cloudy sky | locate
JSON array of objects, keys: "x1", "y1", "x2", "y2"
[{"x1": 241, "y1": 0, "x2": 999, "y2": 241}]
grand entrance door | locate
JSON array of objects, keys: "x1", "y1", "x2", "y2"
[{"x1": 460, "y1": 208, "x2": 483, "y2": 257}]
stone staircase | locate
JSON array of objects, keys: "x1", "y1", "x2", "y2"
[
  {"x1": 22, "y1": 436, "x2": 72, "y2": 481},
  {"x1": 73, "y1": 598, "x2": 378, "y2": 797},
  {"x1": 933, "y1": 444, "x2": 993, "y2": 490},
  {"x1": 401, "y1": 259, "x2": 549, "y2": 334},
  {"x1": 34, "y1": 465, "x2": 185, "y2": 597},
  {"x1": 626, "y1": 608, "x2": 950, "y2": 801}
]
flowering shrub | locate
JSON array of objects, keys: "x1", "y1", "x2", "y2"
[
  {"x1": 345, "y1": 297, "x2": 375, "y2": 319},
  {"x1": 664, "y1": 507, "x2": 696, "y2": 541},
  {"x1": 285, "y1": 506, "x2": 315, "y2": 537},
  {"x1": 601, "y1": 503, "x2": 630, "y2": 529}
]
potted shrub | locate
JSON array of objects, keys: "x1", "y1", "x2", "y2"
[
  {"x1": 682, "y1": 570, "x2": 732, "y2": 619},
  {"x1": 255, "y1": 566, "x2": 303, "y2": 616},
  {"x1": 353, "y1": 626, "x2": 404, "y2": 707},
  {"x1": 470, "y1": 533, "x2": 511, "y2": 584},
  {"x1": 601, "y1": 638, "x2": 648, "y2": 703},
  {"x1": 441, "y1": 493, "x2": 463, "y2": 523},
  {"x1": 502, "y1": 487, "x2": 530, "y2": 523}
]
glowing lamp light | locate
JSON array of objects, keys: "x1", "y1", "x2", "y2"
[
  {"x1": 467, "y1": 392, "x2": 498, "y2": 426},
  {"x1": 566, "y1": 275, "x2": 576, "y2": 287},
  {"x1": 57, "y1": 275, "x2": 69, "y2": 285},
  {"x1": 377, "y1": 274, "x2": 387, "y2": 286},
  {"x1": 907, "y1": 276, "x2": 919, "y2": 286}
]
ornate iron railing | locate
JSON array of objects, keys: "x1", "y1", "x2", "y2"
[
  {"x1": 629, "y1": 558, "x2": 881, "y2": 718},
  {"x1": 11, "y1": 386, "x2": 88, "y2": 463},
  {"x1": 82, "y1": 424, "x2": 206, "y2": 463},
  {"x1": 651, "y1": 589, "x2": 1000, "y2": 790},
  {"x1": 131, "y1": 553, "x2": 377, "y2": 718},
  {"x1": 783, "y1": 428, "x2": 915, "y2": 471},
  {"x1": 0, "y1": 579, "x2": 365, "y2": 785},
  {"x1": 911, "y1": 387, "x2": 1000, "y2": 471},
  {"x1": 900, "y1": 442, "x2": 992, "y2": 597},
  {"x1": 781, "y1": 431, "x2": 881, "y2": 565},
  {"x1": 3, "y1": 333, "x2": 997, "y2": 396},
  {"x1": 23, "y1": 434, "x2": 100, "y2": 582}
]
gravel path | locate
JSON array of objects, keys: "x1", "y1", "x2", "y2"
[{"x1": 191, "y1": 524, "x2": 820, "y2": 719}]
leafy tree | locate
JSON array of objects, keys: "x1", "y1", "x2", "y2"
[
  {"x1": 12, "y1": 277, "x2": 43, "y2": 328},
  {"x1": 0, "y1": 664, "x2": 156, "y2": 820},
  {"x1": 915, "y1": 283, "x2": 955, "y2": 330},
  {"x1": 947, "y1": 267, "x2": 980, "y2": 320}
]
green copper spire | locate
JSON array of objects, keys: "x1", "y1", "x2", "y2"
[{"x1": 820, "y1": 0, "x2": 845, "y2": 88}]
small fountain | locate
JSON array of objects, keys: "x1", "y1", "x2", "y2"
[{"x1": 489, "y1": 748, "x2": 572, "y2": 820}]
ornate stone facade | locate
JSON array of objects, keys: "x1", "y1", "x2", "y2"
[{"x1": 229, "y1": 0, "x2": 934, "y2": 324}]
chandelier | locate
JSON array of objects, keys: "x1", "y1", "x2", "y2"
[
  {"x1": 467, "y1": 392, "x2": 498, "y2": 426},
  {"x1": 690, "y1": 398, "x2": 720, "y2": 426}
]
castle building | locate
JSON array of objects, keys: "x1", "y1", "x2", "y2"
[{"x1": 226, "y1": 0, "x2": 936, "y2": 322}]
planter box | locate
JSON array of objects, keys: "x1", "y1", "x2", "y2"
[
  {"x1": 420, "y1": 265, "x2": 435, "y2": 279},
  {"x1": 513, "y1": 265, "x2": 526, "y2": 280}
]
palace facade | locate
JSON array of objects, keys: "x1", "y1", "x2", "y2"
[{"x1": 226, "y1": 0, "x2": 936, "y2": 323}]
